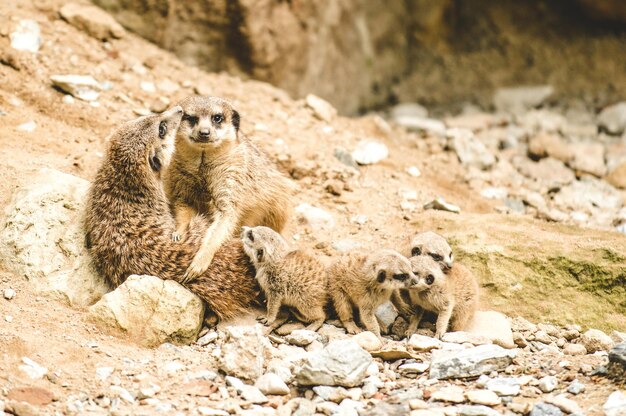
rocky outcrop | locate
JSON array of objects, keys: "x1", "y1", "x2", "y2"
[{"x1": 0, "y1": 168, "x2": 108, "y2": 307}]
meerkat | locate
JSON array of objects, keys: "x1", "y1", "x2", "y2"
[
  {"x1": 397, "y1": 255, "x2": 479, "y2": 339},
  {"x1": 241, "y1": 226, "x2": 327, "y2": 334},
  {"x1": 163, "y1": 95, "x2": 294, "y2": 283},
  {"x1": 328, "y1": 249, "x2": 418, "y2": 338},
  {"x1": 84, "y1": 106, "x2": 262, "y2": 322},
  {"x1": 406, "y1": 231, "x2": 454, "y2": 270}
]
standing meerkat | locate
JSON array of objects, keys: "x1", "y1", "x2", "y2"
[
  {"x1": 328, "y1": 249, "x2": 418, "y2": 338},
  {"x1": 397, "y1": 255, "x2": 479, "y2": 339},
  {"x1": 241, "y1": 226, "x2": 328, "y2": 334},
  {"x1": 164, "y1": 95, "x2": 294, "y2": 282},
  {"x1": 85, "y1": 106, "x2": 261, "y2": 322}
]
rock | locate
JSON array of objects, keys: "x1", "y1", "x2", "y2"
[
  {"x1": 432, "y1": 386, "x2": 466, "y2": 403},
  {"x1": 370, "y1": 344, "x2": 419, "y2": 361},
  {"x1": 255, "y1": 373, "x2": 290, "y2": 395},
  {"x1": 88, "y1": 275, "x2": 204, "y2": 346},
  {"x1": 493, "y1": 85, "x2": 554, "y2": 113},
  {"x1": 3, "y1": 288, "x2": 16, "y2": 300},
  {"x1": 286, "y1": 330, "x2": 320, "y2": 347},
  {"x1": 459, "y1": 405, "x2": 502, "y2": 416},
  {"x1": 295, "y1": 340, "x2": 373, "y2": 387},
  {"x1": 529, "y1": 403, "x2": 563, "y2": 416},
  {"x1": 408, "y1": 334, "x2": 443, "y2": 352},
  {"x1": 197, "y1": 330, "x2": 219, "y2": 346},
  {"x1": 545, "y1": 394, "x2": 582, "y2": 414},
  {"x1": 332, "y1": 239, "x2": 363, "y2": 253},
  {"x1": 305, "y1": 94, "x2": 337, "y2": 122},
  {"x1": 569, "y1": 142, "x2": 607, "y2": 177},
  {"x1": 465, "y1": 390, "x2": 501, "y2": 406},
  {"x1": 0, "y1": 169, "x2": 108, "y2": 307},
  {"x1": 183, "y1": 380, "x2": 218, "y2": 397},
  {"x1": 608, "y1": 342, "x2": 626, "y2": 380},
  {"x1": 362, "y1": 375, "x2": 383, "y2": 398},
  {"x1": 465, "y1": 311, "x2": 515, "y2": 349},
  {"x1": 95, "y1": 366, "x2": 114, "y2": 381},
  {"x1": 394, "y1": 116, "x2": 446, "y2": 136},
  {"x1": 407, "y1": 166, "x2": 422, "y2": 177},
  {"x1": 554, "y1": 177, "x2": 622, "y2": 212},
  {"x1": 486, "y1": 377, "x2": 520, "y2": 396},
  {"x1": 606, "y1": 163, "x2": 626, "y2": 190},
  {"x1": 7, "y1": 387, "x2": 53, "y2": 406},
  {"x1": 538, "y1": 376, "x2": 558, "y2": 393},
  {"x1": 448, "y1": 128, "x2": 496, "y2": 170},
  {"x1": 580, "y1": 328, "x2": 614, "y2": 353},
  {"x1": 239, "y1": 385, "x2": 269, "y2": 404},
  {"x1": 567, "y1": 381, "x2": 585, "y2": 395},
  {"x1": 295, "y1": 203, "x2": 335, "y2": 231},
  {"x1": 197, "y1": 408, "x2": 229, "y2": 416},
  {"x1": 562, "y1": 343, "x2": 586, "y2": 356},
  {"x1": 398, "y1": 362, "x2": 430, "y2": 376},
  {"x1": 441, "y1": 331, "x2": 492, "y2": 346},
  {"x1": 528, "y1": 134, "x2": 573, "y2": 163},
  {"x1": 513, "y1": 157, "x2": 575, "y2": 188},
  {"x1": 59, "y1": 3, "x2": 125, "y2": 40},
  {"x1": 429, "y1": 344, "x2": 517, "y2": 380},
  {"x1": 518, "y1": 110, "x2": 565, "y2": 133},
  {"x1": 598, "y1": 102, "x2": 626, "y2": 135},
  {"x1": 480, "y1": 188, "x2": 508, "y2": 200},
  {"x1": 603, "y1": 391, "x2": 626, "y2": 416},
  {"x1": 390, "y1": 103, "x2": 428, "y2": 120},
  {"x1": 423, "y1": 197, "x2": 461, "y2": 214},
  {"x1": 312, "y1": 386, "x2": 353, "y2": 403},
  {"x1": 219, "y1": 325, "x2": 272, "y2": 381},
  {"x1": 374, "y1": 302, "x2": 398, "y2": 333},
  {"x1": 51, "y1": 75, "x2": 101, "y2": 101},
  {"x1": 445, "y1": 113, "x2": 497, "y2": 132},
  {"x1": 334, "y1": 148, "x2": 359, "y2": 169},
  {"x1": 17, "y1": 121, "x2": 37, "y2": 132},
  {"x1": 351, "y1": 140, "x2": 389, "y2": 165},
  {"x1": 10, "y1": 20, "x2": 41, "y2": 53},
  {"x1": 352, "y1": 331, "x2": 382, "y2": 352}
]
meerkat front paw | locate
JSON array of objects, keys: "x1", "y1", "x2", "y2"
[
  {"x1": 435, "y1": 331, "x2": 445, "y2": 340},
  {"x1": 171, "y1": 232, "x2": 182, "y2": 242},
  {"x1": 183, "y1": 251, "x2": 215, "y2": 283},
  {"x1": 257, "y1": 316, "x2": 270, "y2": 325},
  {"x1": 344, "y1": 323, "x2": 362, "y2": 335}
]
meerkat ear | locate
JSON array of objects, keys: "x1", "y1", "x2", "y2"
[
  {"x1": 256, "y1": 248, "x2": 264, "y2": 262},
  {"x1": 148, "y1": 147, "x2": 162, "y2": 172},
  {"x1": 377, "y1": 270, "x2": 386, "y2": 283},
  {"x1": 232, "y1": 110, "x2": 240, "y2": 131}
]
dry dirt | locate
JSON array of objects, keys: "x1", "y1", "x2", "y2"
[{"x1": 0, "y1": 1, "x2": 624, "y2": 415}]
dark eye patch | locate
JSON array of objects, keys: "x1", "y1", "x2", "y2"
[
  {"x1": 377, "y1": 270, "x2": 386, "y2": 283},
  {"x1": 256, "y1": 248, "x2": 264, "y2": 262},
  {"x1": 158, "y1": 121, "x2": 167, "y2": 138},
  {"x1": 247, "y1": 230, "x2": 254, "y2": 242},
  {"x1": 430, "y1": 253, "x2": 443, "y2": 262},
  {"x1": 212, "y1": 114, "x2": 224, "y2": 124},
  {"x1": 426, "y1": 274, "x2": 435, "y2": 285},
  {"x1": 393, "y1": 273, "x2": 409, "y2": 282},
  {"x1": 411, "y1": 247, "x2": 421, "y2": 257},
  {"x1": 182, "y1": 113, "x2": 198, "y2": 126}
]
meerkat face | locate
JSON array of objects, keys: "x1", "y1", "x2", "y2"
[
  {"x1": 147, "y1": 105, "x2": 183, "y2": 175},
  {"x1": 241, "y1": 226, "x2": 288, "y2": 267},
  {"x1": 409, "y1": 231, "x2": 454, "y2": 270},
  {"x1": 176, "y1": 95, "x2": 240, "y2": 149},
  {"x1": 368, "y1": 249, "x2": 418, "y2": 291},
  {"x1": 408, "y1": 255, "x2": 446, "y2": 291}
]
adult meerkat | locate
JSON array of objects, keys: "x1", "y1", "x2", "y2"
[
  {"x1": 328, "y1": 250, "x2": 418, "y2": 338},
  {"x1": 397, "y1": 255, "x2": 479, "y2": 339},
  {"x1": 241, "y1": 226, "x2": 327, "y2": 334},
  {"x1": 85, "y1": 106, "x2": 261, "y2": 322},
  {"x1": 164, "y1": 96, "x2": 293, "y2": 282}
]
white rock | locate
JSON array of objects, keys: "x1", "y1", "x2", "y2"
[
  {"x1": 51, "y1": 75, "x2": 101, "y2": 101},
  {"x1": 95, "y1": 366, "x2": 114, "y2": 381},
  {"x1": 465, "y1": 390, "x2": 501, "y2": 406},
  {"x1": 480, "y1": 188, "x2": 508, "y2": 200},
  {"x1": 332, "y1": 239, "x2": 363, "y2": 253},
  {"x1": 255, "y1": 373, "x2": 290, "y2": 395},
  {"x1": 604, "y1": 391, "x2": 626, "y2": 416},
  {"x1": 406, "y1": 166, "x2": 422, "y2": 177},
  {"x1": 351, "y1": 140, "x2": 389, "y2": 165},
  {"x1": 110, "y1": 385, "x2": 134, "y2": 403},
  {"x1": 197, "y1": 408, "x2": 229, "y2": 416},
  {"x1": 432, "y1": 386, "x2": 465, "y2": 403},
  {"x1": 423, "y1": 197, "x2": 461, "y2": 214},
  {"x1": 197, "y1": 330, "x2": 219, "y2": 346},
  {"x1": 352, "y1": 331, "x2": 382, "y2": 352},
  {"x1": 19, "y1": 357, "x2": 48, "y2": 379},
  {"x1": 398, "y1": 362, "x2": 430, "y2": 375},
  {"x1": 430, "y1": 344, "x2": 517, "y2": 380},
  {"x1": 598, "y1": 102, "x2": 626, "y2": 135},
  {"x1": 313, "y1": 386, "x2": 353, "y2": 403},
  {"x1": 219, "y1": 325, "x2": 272, "y2": 381},
  {"x1": 580, "y1": 328, "x2": 615, "y2": 353},
  {"x1": 408, "y1": 334, "x2": 442, "y2": 352},
  {"x1": 62, "y1": 95, "x2": 75, "y2": 104},
  {"x1": 5, "y1": 315, "x2": 13, "y2": 322},
  {"x1": 295, "y1": 340, "x2": 373, "y2": 387},
  {"x1": 286, "y1": 329, "x2": 319, "y2": 347},
  {"x1": 465, "y1": 311, "x2": 515, "y2": 349},
  {"x1": 239, "y1": 385, "x2": 269, "y2": 404},
  {"x1": 441, "y1": 331, "x2": 492, "y2": 346},
  {"x1": 305, "y1": 94, "x2": 337, "y2": 122},
  {"x1": 374, "y1": 302, "x2": 398, "y2": 333},
  {"x1": 140, "y1": 81, "x2": 156, "y2": 93},
  {"x1": 88, "y1": 275, "x2": 204, "y2": 346},
  {"x1": 538, "y1": 376, "x2": 558, "y2": 393},
  {"x1": 3, "y1": 288, "x2": 16, "y2": 300},
  {"x1": 10, "y1": 20, "x2": 41, "y2": 53},
  {"x1": 394, "y1": 116, "x2": 446, "y2": 136},
  {"x1": 447, "y1": 128, "x2": 496, "y2": 170},
  {"x1": 59, "y1": 3, "x2": 125, "y2": 40},
  {"x1": 17, "y1": 121, "x2": 37, "y2": 132},
  {"x1": 390, "y1": 102, "x2": 428, "y2": 119},
  {"x1": 225, "y1": 375, "x2": 246, "y2": 390},
  {"x1": 295, "y1": 203, "x2": 335, "y2": 231},
  {"x1": 459, "y1": 404, "x2": 503, "y2": 416},
  {"x1": 486, "y1": 377, "x2": 520, "y2": 396},
  {"x1": 362, "y1": 375, "x2": 384, "y2": 398},
  {"x1": 545, "y1": 394, "x2": 582, "y2": 414},
  {"x1": 493, "y1": 85, "x2": 554, "y2": 113}
]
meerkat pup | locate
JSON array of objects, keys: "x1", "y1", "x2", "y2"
[
  {"x1": 328, "y1": 249, "x2": 418, "y2": 338},
  {"x1": 164, "y1": 96, "x2": 294, "y2": 282},
  {"x1": 398, "y1": 254, "x2": 479, "y2": 339},
  {"x1": 407, "y1": 231, "x2": 454, "y2": 270},
  {"x1": 241, "y1": 226, "x2": 327, "y2": 334}
]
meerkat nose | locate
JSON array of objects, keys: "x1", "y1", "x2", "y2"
[
  {"x1": 199, "y1": 128, "x2": 210, "y2": 137},
  {"x1": 171, "y1": 105, "x2": 183, "y2": 114}
]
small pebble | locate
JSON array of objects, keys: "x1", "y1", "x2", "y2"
[{"x1": 3, "y1": 288, "x2": 16, "y2": 300}]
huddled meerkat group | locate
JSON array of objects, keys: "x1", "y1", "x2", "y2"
[{"x1": 85, "y1": 95, "x2": 479, "y2": 339}]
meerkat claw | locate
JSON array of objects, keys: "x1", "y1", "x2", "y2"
[{"x1": 171, "y1": 232, "x2": 181, "y2": 242}]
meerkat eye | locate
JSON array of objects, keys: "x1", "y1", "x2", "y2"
[
  {"x1": 158, "y1": 121, "x2": 167, "y2": 138},
  {"x1": 411, "y1": 247, "x2": 421, "y2": 257},
  {"x1": 393, "y1": 273, "x2": 408, "y2": 282},
  {"x1": 256, "y1": 248, "x2": 264, "y2": 262},
  {"x1": 430, "y1": 253, "x2": 443, "y2": 262},
  {"x1": 247, "y1": 230, "x2": 254, "y2": 242},
  {"x1": 377, "y1": 270, "x2": 386, "y2": 283},
  {"x1": 212, "y1": 114, "x2": 224, "y2": 124},
  {"x1": 182, "y1": 113, "x2": 198, "y2": 126},
  {"x1": 426, "y1": 275, "x2": 435, "y2": 285}
]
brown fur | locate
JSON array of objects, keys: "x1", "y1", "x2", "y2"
[
  {"x1": 84, "y1": 106, "x2": 261, "y2": 322},
  {"x1": 164, "y1": 96, "x2": 294, "y2": 282},
  {"x1": 242, "y1": 226, "x2": 327, "y2": 333},
  {"x1": 328, "y1": 250, "x2": 417, "y2": 338},
  {"x1": 395, "y1": 255, "x2": 479, "y2": 339}
]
